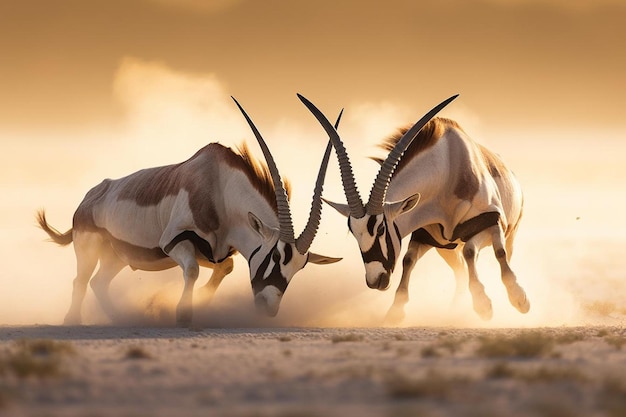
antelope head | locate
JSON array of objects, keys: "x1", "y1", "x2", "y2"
[
  {"x1": 232, "y1": 97, "x2": 342, "y2": 316},
  {"x1": 298, "y1": 94, "x2": 458, "y2": 291}
]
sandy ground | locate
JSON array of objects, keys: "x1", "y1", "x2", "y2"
[{"x1": 0, "y1": 325, "x2": 625, "y2": 417}]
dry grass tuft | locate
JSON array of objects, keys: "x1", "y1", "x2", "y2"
[
  {"x1": 486, "y1": 362, "x2": 586, "y2": 383},
  {"x1": 604, "y1": 336, "x2": 626, "y2": 350},
  {"x1": 420, "y1": 334, "x2": 468, "y2": 358},
  {"x1": 555, "y1": 332, "x2": 586, "y2": 345},
  {"x1": 125, "y1": 346, "x2": 153, "y2": 360},
  {"x1": 0, "y1": 339, "x2": 75, "y2": 379},
  {"x1": 476, "y1": 331, "x2": 554, "y2": 358},
  {"x1": 486, "y1": 362, "x2": 517, "y2": 379},
  {"x1": 384, "y1": 370, "x2": 468, "y2": 400},
  {"x1": 330, "y1": 333, "x2": 364, "y2": 344}
]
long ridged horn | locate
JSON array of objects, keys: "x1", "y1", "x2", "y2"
[
  {"x1": 366, "y1": 94, "x2": 459, "y2": 215},
  {"x1": 297, "y1": 94, "x2": 366, "y2": 219},
  {"x1": 295, "y1": 110, "x2": 344, "y2": 254},
  {"x1": 232, "y1": 97, "x2": 295, "y2": 243}
]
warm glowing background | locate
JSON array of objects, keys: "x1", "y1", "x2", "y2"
[{"x1": 1, "y1": 0, "x2": 625, "y2": 327}]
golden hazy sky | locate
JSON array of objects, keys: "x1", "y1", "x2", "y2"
[{"x1": 1, "y1": 0, "x2": 624, "y2": 133}]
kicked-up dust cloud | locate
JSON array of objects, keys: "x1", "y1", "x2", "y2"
[{"x1": 1, "y1": 58, "x2": 625, "y2": 328}]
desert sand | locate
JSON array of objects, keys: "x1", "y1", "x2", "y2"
[{"x1": 1, "y1": 323, "x2": 625, "y2": 417}]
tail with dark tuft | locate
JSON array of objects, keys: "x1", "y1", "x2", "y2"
[{"x1": 36, "y1": 209, "x2": 73, "y2": 246}]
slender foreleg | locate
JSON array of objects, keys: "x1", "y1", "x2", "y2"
[
  {"x1": 436, "y1": 247, "x2": 468, "y2": 307},
  {"x1": 167, "y1": 240, "x2": 200, "y2": 327},
  {"x1": 384, "y1": 239, "x2": 432, "y2": 325},
  {"x1": 197, "y1": 256, "x2": 235, "y2": 304},
  {"x1": 490, "y1": 224, "x2": 530, "y2": 314}
]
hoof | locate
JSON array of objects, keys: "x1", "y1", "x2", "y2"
[
  {"x1": 473, "y1": 297, "x2": 493, "y2": 321},
  {"x1": 508, "y1": 285, "x2": 531, "y2": 314},
  {"x1": 175, "y1": 309, "x2": 193, "y2": 328},
  {"x1": 176, "y1": 318, "x2": 192, "y2": 328},
  {"x1": 384, "y1": 306, "x2": 406, "y2": 326},
  {"x1": 63, "y1": 314, "x2": 82, "y2": 326}
]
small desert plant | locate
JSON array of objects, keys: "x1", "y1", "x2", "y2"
[
  {"x1": 420, "y1": 345, "x2": 440, "y2": 358},
  {"x1": 277, "y1": 336, "x2": 292, "y2": 342},
  {"x1": 486, "y1": 362, "x2": 586, "y2": 383},
  {"x1": 0, "y1": 339, "x2": 75, "y2": 379},
  {"x1": 596, "y1": 328, "x2": 610, "y2": 337},
  {"x1": 519, "y1": 366, "x2": 587, "y2": 383},
  {"x1": 385, "y1": 370, "x2": 468, "y2": 400},
  {"x1": 330, "y1": 333, "x2": 364, "y2": 343},
  {"x1": 604, "y1": 336, "x2": 626, "y2": 350},
  {"x1": 555, "y1": 332, "x2": 586, "y2": 345},
  {"x1": 125, "y1": 346, "x2": 152, "y2": 360},
  {"x1": 476, "y1": 331, "x2": 554, "y2": 358},
  {"x1": 486, "y1": 362, "x2": 517, "y2": 379}
]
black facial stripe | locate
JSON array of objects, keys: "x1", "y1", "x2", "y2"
[
  {"x1": 282, "y1": 244, "x2": 293, "y2": 266},
  {"x1": 347, "y1": 217, "x2": 353, "y2": 233},
  {"x1": 393, "y1": 222, "x2": 401, "y2": 243},
  {"x1": 367, "y1": 216, "x2": 377, "y2": 236},
  {"x1": 361, "y1": 217, "x2": 396, "y2": 272},
  {"x1": 249, "y1": 245, "x2": 262, "y2": 262},
  {"x1": 251, "y1": 243, "x2": 288, "y2": 294}
]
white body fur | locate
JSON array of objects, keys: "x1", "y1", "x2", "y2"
[{"x1": 38, "y1": 142, "x2": 338, "y2": 325}]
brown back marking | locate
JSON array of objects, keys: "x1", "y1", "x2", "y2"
[
  {"x1": 117, "y1": 142, "x2": 290, "y2": 212},
  {"x1": 372, "y1": 117, "x2": 461, "y2": 178},
  {"x1": 75, "y1": 143, "x2": 291, "y2": 234}
]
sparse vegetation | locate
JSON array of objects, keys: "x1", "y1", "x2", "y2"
[
  {"x1": 486, "y1": 362, "x2": 517, "y2": 379},
  {"x1": 330, "y1": 333, "x2": 364, "y2": 343},
  {"x1": 476, "y1": 331, "x2": 554, "y2": 358},
  {"x1": 555, "y1": 332, "x2": 586, "y2": 345},
  {"x1": 125, "y1": 346, "x2": 152, "y2": 360},
  {"x1": 384, "y1": 370, "x2": 468, "y2": 400},
  {"x1": 596, "y1": 328, "x2": 610, "y2": 337},
  {"x1": 420, "y1": 345, "x2": 440, "y2": 358},
  {"x1": 605, "y1": 336, "x2": 626, "y2": 350},
  {"x1": 487, "y1": 362, "x2": 586, "y2": 383},
  {"x1": 0, "y1": 339, "x2": 75, "y2": 379},
  {"x1": 419, "y1": 334, "x2": 468, "y2": 358},
  {"x1": 277, "y1": 336, "x2": 293, "y2": 342}
]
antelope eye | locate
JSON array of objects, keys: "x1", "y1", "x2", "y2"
[
  {"x1": 272, "y1": 249, "x2": 281, "y2": 263},
  {"x1": 377, "y1": 223, "x2": 385, "y2": 237}
]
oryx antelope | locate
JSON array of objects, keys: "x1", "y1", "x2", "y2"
[
  {"x1": 37, "y1": 97, "x2": 341, "y2": 326},
  {"x1": 300, "y1": 94, "x2": 530, "y2": 322}
]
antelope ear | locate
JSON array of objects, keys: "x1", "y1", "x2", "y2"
[
  {"x1": 322, "y1": 198, "x2": 351, "y2": 218},
  {"x1": 386, "y1": 193, "x2": 421, "y2": 216},
  {"x1": 248, "y1": 212, "x2": 277, "y2": 240},
  {"x1": 307, "y1": 252, "x2": 342, "y2": 265}
]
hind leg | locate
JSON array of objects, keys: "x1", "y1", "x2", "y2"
[
  {"x1": 436, "y1": 247, "x2": 467, "y2": 307},
  {"x1": 64, "y1": 232, "x2": 101, "y2": 325},
  {"x1": 89, "y1": 243, "x2": 126, "y2": 323},
  {"x1": 198, "y1": 256, "x2": 234, "y2": 304},
  {"x1": 463, "y1": 233, "x2": 493, "y2": 320},
  {"x1": 491, "y1": 224, "x2": 530, "y2": 314}
]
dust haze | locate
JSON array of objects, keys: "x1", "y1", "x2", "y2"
[{"x1": 1, "y1": 59, "x2": 625, "y2": 328}]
